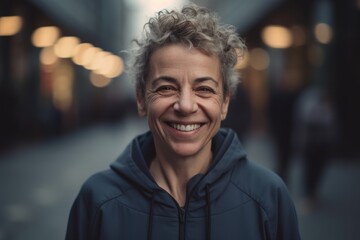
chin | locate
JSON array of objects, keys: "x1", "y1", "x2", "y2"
[{"x1": 169, "y1": 142, "x2": 207, "y2": 158}]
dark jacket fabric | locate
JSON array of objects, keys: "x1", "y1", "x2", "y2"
[{"x1": 65, "y1": 128, "x2": 301, "y2": 240}]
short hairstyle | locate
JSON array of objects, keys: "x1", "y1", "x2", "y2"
[{"x1": 129, "y1": 3, "x2": 246, "y2": 97}]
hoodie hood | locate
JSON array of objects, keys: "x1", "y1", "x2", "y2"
[
  {"x1": 110, "y1": 128, "x2": 247, "y2": 208},
  {"x1": 67, "y1": 128, "x2": 301, "y2": 240}
]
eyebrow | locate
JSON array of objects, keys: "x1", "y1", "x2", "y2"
[
  {"x1": 151, "y1": 76, "x2": 177, "y2": 88},
  {"x1": 151, "y1": 76, "x2": 219, "y2": 87},
  {"x1": 194, "y1": 77, "x2": 219, "y2": 86}
]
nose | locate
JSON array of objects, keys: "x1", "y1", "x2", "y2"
[{"x1": 173, "y1": 89, "x2": 198, "y2": 114}]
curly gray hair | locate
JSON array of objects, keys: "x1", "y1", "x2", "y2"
[{"x1": 129, "y1": 3, "x2": 246, "y2": 97}]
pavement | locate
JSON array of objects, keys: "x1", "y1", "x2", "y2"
[{"x1": 0, "y1": 116, "x2": 359, "y2": 240}]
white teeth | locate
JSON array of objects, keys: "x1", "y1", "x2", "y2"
[{"x1": 171, "y1": 124, "x2": 201, "y2": 132}]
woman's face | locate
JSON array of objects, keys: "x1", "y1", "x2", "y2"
[{"x1": 137, "y1": 43, "x2": 230, "y2": 159}]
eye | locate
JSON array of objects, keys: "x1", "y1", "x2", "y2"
[
  {"x1": 196, "y1": 86, "x2": 216, "y2": 94},
  {"x1": 155, "y1": 85, "x2": 177, "y2": 95},
  {"x1": 157, "y1": 85, "x2": 175, "y2": 91}
]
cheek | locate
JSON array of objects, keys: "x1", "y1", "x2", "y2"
[
  {"x1": 145, "y1": 93, "x2": 175, "y2": 116},
  {"x1": 146, "y1": 93, "x2": 166, "y2": 109},
  {"x1": 145, "y1": 91, "x2": 158, "y2": 104},
  {"x1": 213, "y1": 103, "x2": 228, "y2": 122},
  {"x1": 200, "y1": 97, "x2": 226, "y2": 115}
]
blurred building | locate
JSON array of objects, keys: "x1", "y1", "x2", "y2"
[{"x1": 0, "y1": 0, "x2": 129, "y2": 151}]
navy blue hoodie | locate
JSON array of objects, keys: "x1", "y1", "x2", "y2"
[{"x1": 65, "y1": 128, "x2": 300, "y2": 240}]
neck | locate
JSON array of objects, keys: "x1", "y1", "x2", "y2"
[{"x1": 149, "y1": 145, "x2": 212, "y2": 207}]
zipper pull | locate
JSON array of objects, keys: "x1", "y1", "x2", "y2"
[
  {"x1": 179, "y1": 207, "x2": 185, "y2": 223},
  {"x1": 179, "y1": 207, "x2": 186, "y2": 240}
]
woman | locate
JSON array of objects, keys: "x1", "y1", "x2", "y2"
[{"x1": 66, "y1": 4, "x2": 300, "y2": 240}]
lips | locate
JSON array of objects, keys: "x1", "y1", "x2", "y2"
[{"x1": 168, "y1": 123, "x2": 202, "y2": 132}]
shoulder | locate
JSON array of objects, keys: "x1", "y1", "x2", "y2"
[
  {"x1": 224, "y1": 154, "x2": 300, "y2": 239},
  {"x1": 230, "y1": 159, "x2": 300, "y2": 238},
  {"x1": 230, "y1": 158, "x2": 293, "y2": 213},
  {"x1": 77, "y1": 169, "x2": 129, "y2": 208},
  {"x1": 231, "y1": 158, "x2": 284, "y2": 187}
]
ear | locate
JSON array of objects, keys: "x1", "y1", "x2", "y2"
[
  {"x1": 220, "y1": 94, "x2": 230, "y2": 120},
  {"x1": 136, "y1": 89, "x2": 147, "y2": 117}
]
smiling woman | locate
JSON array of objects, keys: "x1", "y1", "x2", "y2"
[
  {"x1": 65, "y1": 3, "x2": 301, "y2": 240},
  {"x1": 139, "y1": 44, "x2": 229, "y2": 172}
]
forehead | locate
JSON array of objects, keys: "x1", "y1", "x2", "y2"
[{"x1": 147, "y1": 44, "x2": 222, "y2": 82}]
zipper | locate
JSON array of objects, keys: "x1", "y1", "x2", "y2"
[
  {"x1": 157, "y1": 189, "x2": 188, "y2": 240},
  {"x1": 178, "y1": 207, "x2": 186, "y2": 240}
]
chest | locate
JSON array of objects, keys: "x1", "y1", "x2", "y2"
[{"x1": 95, "y1": 191, "x2": 270, "y2": 240}]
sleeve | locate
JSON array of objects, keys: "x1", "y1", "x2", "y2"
[
  {"x1": 65, "y1": 181, "x2": 101, "y2": 240},
  {"x1": 266, "y1": 180, "x2": 301, "y2": 240},
  {"x1": 234, "y1": 160, "x2": 301, "y2": 240}
]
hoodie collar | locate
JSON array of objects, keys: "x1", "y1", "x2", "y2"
[{"x1": 110, "y1": 128, "x2": 247, "y2": 204}]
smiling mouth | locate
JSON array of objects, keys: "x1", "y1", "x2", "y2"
[{"x1": 169, "y1": 123, "x2": 202, "y2": 132}]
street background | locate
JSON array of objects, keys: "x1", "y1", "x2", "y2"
[
  {"x1": 1, "y1": 116, "x2": 359, "y2": 240},
  {"x1": 1, "y1": 0, "x2": 360, "y2": 239}
]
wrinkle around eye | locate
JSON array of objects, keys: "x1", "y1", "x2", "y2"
[
  {"x1": 146, "y1": 87, "x2": 177, "y2": 100},
  {"x1": 156, "y1": 85, "x2": 177, "y2": 93},
  {"x1": 196, "y1": 86, "x2": 216, "y2": 93},
  {"x1": 194, "y1": 86, "x2": 219, "y2": 98}
]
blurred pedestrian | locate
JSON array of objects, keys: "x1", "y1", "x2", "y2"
[
  {"x1": 293, "y1": 86, "x2": 337, "y2": 213},
  {"x1": 269, "y1": 91, "x2": 298, "y2": 182},
  {"x1": 65, "y1": 3, "x2": 300, "y2": 240}
]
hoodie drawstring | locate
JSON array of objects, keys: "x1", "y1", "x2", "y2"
[
  {"x1": 206, "y1": 185, "x2": 212, "y2": 240},
  {"x1": 148, "y1": 192, "x2": 155, "y2": 240}
]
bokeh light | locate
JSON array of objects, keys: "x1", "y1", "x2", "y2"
[
  {"x1": 54, "y1": 36, "x2": 80, "y2": 58},
  {"x1": 90, "y1": 72, "x2": 113, "y2": 88},
  {"x1": 249, "y1": 48, "x2": 270, "y2": 71},
  {"x1": 314, "y1": 23, "x2": 333, "y2": 44},
  {"x1": 82, "y1": 47, "x2": 102, "y2": 69},
  {"x1": 72, "y1": 43, "x2": 93, "y2": 65},
  {"x1": 0, "y1": 16, "x2": 23, "y2": 36},
  {"x1": 40, "y1": 47, "x2": 58, "y2": 66},
  {"x1": 261, "y1": 25, "x2": 293, "y2": 49},
  {"x1": 31, "y1": 26, "x2": 60, "y2": 47},
  {"x1": 95, "y1": 55, "x2": 124, "y2": 78},
  {"x1": 52, "y1": 61, "x2": 74, "y2": 112}
]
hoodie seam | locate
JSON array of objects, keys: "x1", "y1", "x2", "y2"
[
  {"x1": 90, "y1": 192, "x2": 126, "y2": 232},
  {"x1": 90, "y1": 185, "x2": 140, "y2": 231},
  {"x1": 90, "y1": 187, "x2": 177, "y2": 228},
  {"x1": 229, "y1": 181, "x2": 271, "y2": 222},
  {"x1": 188, "y1": 198, "x2": 253, "y2": 219}
]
